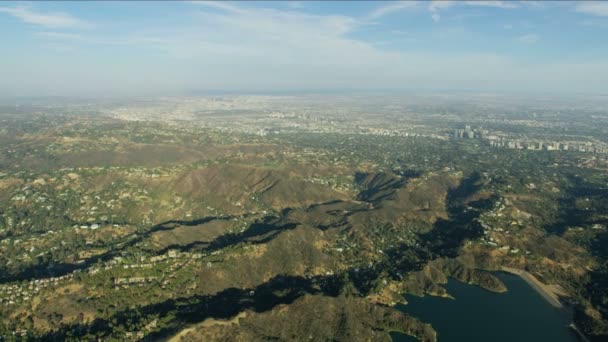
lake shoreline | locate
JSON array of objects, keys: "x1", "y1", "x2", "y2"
[
  {"x1": 500, "y1": 266, "x2": 565, "y2": 308},
  {"x1": 499, "y1": 267, "x2": 590, "y2": 342},
  {"x1": 395, "y1": 273, "x2": 579, "y2": 342}
]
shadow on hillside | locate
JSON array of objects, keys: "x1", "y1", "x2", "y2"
[
  {"x1": 544, "y1": 174, "x2": 608, "y2": 235},
  {"x1": 1, "y1": 197, "x2": 369, "y2": 284},
  {"x1": 0, "y1": 214, "x2": 273, "y2": 284},
  {"x1": 154, "y1": 218, "x2": 299, "y2": 256},
  {"x1": 355, "y1": 170, "x2": 421, "y2": 203},
  {"x1": 418, "y1": 172, "x2": 496, "y2": 258},
  {"x1": 38, "y1": 273, "x2": 345, "y2": 341}
]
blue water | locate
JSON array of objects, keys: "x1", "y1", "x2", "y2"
[{"x1": 392, "y1": 273, "x2": 579, "y2": 342}]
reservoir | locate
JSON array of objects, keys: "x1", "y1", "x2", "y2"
[{"x1": 392, "y1": 272, "x2": 579, "y2": 342}]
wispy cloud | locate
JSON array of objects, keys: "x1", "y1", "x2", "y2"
[
  {"x1": 580, "y1": 18, "x2": 608, "y2": 28},
  {"x1": 519, "y1": 1, "x2": 546, "y2": 9},
  {"x1": 35, "y1": 31, "x2": 83, "y2": 40},
  {"x1": 0, "y1": 5, "x2": 90, "y2": 28},
  {"x1": 187, "y1": 1, "x2": 248, "y2": 14},
  {"x1": 429, "y1": 0, "x2": 455, "y2": 22},
  {"x1": 464, "y1": 1, "x2": 518, "y2": 9},
  {"x1": 576, "y1": 2, "x2": 608, "y2": 17},
  {"x1": 2, "y1": 1, "x2": 606, "y2": 96},
  {"x1": 132, "y1": 1, "x2": 364, "y2": 63},
  {"x1": 286, "y1": 1, "x2": 306, "y2": 10},
  {"x1": 369, "y1": 1, "x2": 418, "y2": 19},
  {"x1": 517, "y1": 33, "x2": 540, "y2": 44},
  {"x1": 428, "y1": 0, "x2": 517, "y2": 22}
]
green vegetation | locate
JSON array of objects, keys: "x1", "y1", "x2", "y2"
[{"x1": 0, "y1": 98, "x2": 606, "y2": 341}]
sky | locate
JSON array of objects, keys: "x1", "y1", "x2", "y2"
[{"x1": 1, "y1": 1, "x2": 608, "y2": 97}]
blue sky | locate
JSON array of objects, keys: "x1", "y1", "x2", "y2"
[{"x1": 1, "y1": 1, "x2": 607, "y2": 96}]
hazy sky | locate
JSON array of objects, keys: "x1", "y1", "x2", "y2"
[{"x1": 1, "y1": 1, "x2": 608, "y2": 96}]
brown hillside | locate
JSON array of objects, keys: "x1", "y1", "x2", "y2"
[{"x1": 174, "y1": 165, "x2": 350, "y2": 211}]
